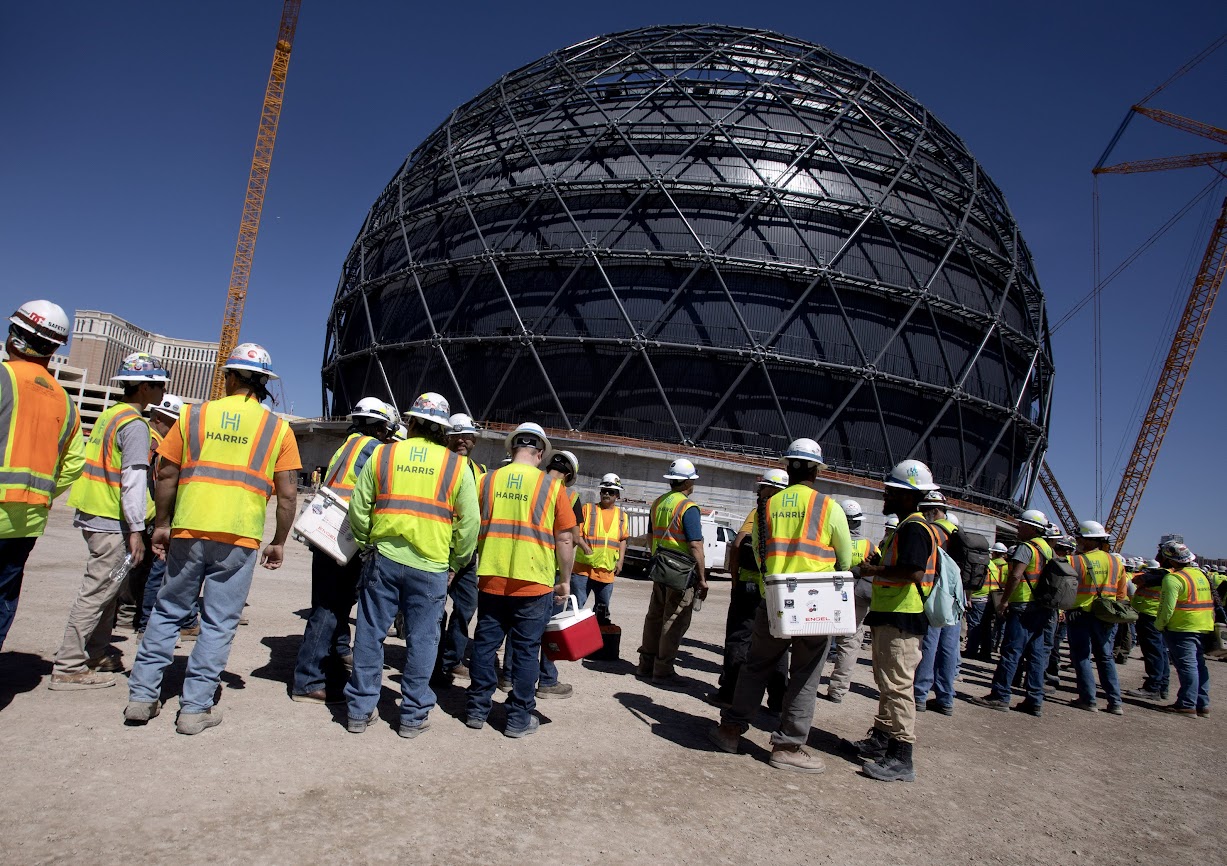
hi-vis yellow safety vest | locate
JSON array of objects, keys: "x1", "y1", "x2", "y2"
[
  {"x1": 870, "y1": 512, "x2": 938, "y2": 615},
  {"x1": 575, "y1": 502, "x2": 628, "y2": 573},
  {"x1": 850, "y1": 537, "x2": 877, "y2": 568},
  {"x1": 368, "y1": 438, "x2": 463, "y2": 564},
  {"x1": 323, "y1": 432, "x2": 381, "y2": 502},
  {"x1": 68, "y1": 402, "x2": 151, "y2": 521},
  {"x1": 173, "y1": 395, "x2": 291, "y2": 541},
  {"x1": 477, "y1": 463, "x2": 563, "y2": 587},
  {"x1": 1132, "y1": 570, "x2": 1163, "y2": 616},
  {"x1": 0, "y1": 358, "x2": 80, "y2": 507},
  {"x1": 1012, "y1": 537, "x2": 1054, "y2": 603},
  {"x1": 1163, "y1": 567, "x2": 1215, "y2": 633},
  {"x1": 760, "y1": 484, "x2": 837, "y2": 575},
  {"x1": 1071, "y1": 548, "x2": 1123, "y2": 611},
  {"x1": 650, "y1": 490, "x2": 696, "y2": 555}
]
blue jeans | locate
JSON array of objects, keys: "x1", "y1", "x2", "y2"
[
  {"x1": 1165, "y1": 631, "x2": 1210, "y2": 710},
  {"x1": 582, "y1": 577, "x2": 614, "y2": 612},
  {"x1": 141, "y1": 556, "x2": 199, "y2": 630},
  {"x1": 1067, "y1": 611, "x2": 1121, "y2": 706},
  {"x1": 914, "y1": 621, "x2": 960, "y2": 707},
  {"x1": 990, "y1": 603, "x2": 1056, "y2": 705},
  {"x1": 292, "y1": 549, "x2": 361, "y2": 694},
  {"x1": 467, "y1": 590, "x2": 554, "y2": 731},
  {"x1": 129, "y1": 539, "x2": 257, "y2": 713},
  {"x1": 0, "y1": 537, "x2": 36, "y2": 651},
  {"x1": 964, "y1": 598, "x2": 992, "y2": 658},
  {"x1": 502, "y1": 595, "x2": 564, "y2": 687},
  {"x1": 1135, "y1": 613, "x2": 1169, "y2": 693},
  {"x1": 344, "y1": 553, "x2": 448, "y2": 728},
  {"x1": 439, "y1": 558, "x2": 479, "y2": 672}
]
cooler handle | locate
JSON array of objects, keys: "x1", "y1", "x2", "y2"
[{"x1": 553, "y1": 594, "x2": 580, "y2": 620}]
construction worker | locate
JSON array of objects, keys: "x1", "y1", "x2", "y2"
[
  {"x1": 138, "y1": 394, "x2": 191, "y2": 635},
  {"x1": 709, "y1": 439, "x2": 851, "y2": 773},
  {"x1": 637, "y1": 457, "x2": 707, "y2": 684},
  {"x1": 1124, "y1": 556, "x2": 1170, "y2": 701},
  {"x1": 48, "y1": 353, "x2": 168, "y2": 690},
  {"x1": 124, "y1": 343, "x2": 300, "y2": 734},
  {"x1": 712, "y1": 468, "x2": 789, "y2": 708},
  {"x1": 823, "y1": 498, "x2": 879, "y2": 703},
  {"x1": 1064, "y1": 520, "x2": 1126, "y2": 714},
  {"x1": 435, "y1": 412, "x2": 485, "y2": 683},
  {"x1": 290, "y1": 396, "x2": 396, "y2": 704},
  {"x1": 343, "y1": 393, "x2": 478, "y2": 737},
  {"x1": 1153, "y1": 540, "x2": 1213, "y2": 716},
  {"x1": 913, "y1": 490, "x2": 960, "y2": 715},
  {"x1": 465, "y1": 422, "x2": 576, "y2": 737},
  {"x1": 844, "y1": 459, "x2": 942, "y2": 783},
  {"x1": 879, "y1": 514, "x2": 899, "y2": 549},
  {"x1": 970, "y1": 509, "x2": 1055, "y2": 717},
  {"x1": 0, "y1": 300, "x2": 83, "y2": 653},
  {"x1": 572, "y1": 472, "x2": 630, "y2": 611},
  {"x1": 965, "y1": 541, "x2": 1007, "y2": 659}
]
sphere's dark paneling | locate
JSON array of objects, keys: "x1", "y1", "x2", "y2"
[{"x1": 323, "y1": 25, "x2": 1053, "y2": 509}]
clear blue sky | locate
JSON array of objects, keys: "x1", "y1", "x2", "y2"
[{"x1": 2, "y1": 2, "x2": 1225, "y2": 555}]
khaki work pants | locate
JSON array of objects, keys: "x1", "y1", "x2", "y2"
[
  {"x1": 871, "y1": 624, "x2": 923, "y2": 744},
  {"x1": 637, "y1": 582, "x2": 696, "y2": 677},
  {"x1": 52, "y1": 531, "x2": 128, "y2": 676}
]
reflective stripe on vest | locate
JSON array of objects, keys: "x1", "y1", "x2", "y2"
[
  {"x1": 762, "y1": 485, "x2": 837, "y2": 575},
  {"x1": 575, "y1": 503, "x2": 627, "y2": 571},
  {"x1": 850, "y1": 538, "x2": 873, "y2": 568},
  {"x1": 172, "y1": 396, "x2": 288, "y2": 539},
  {"x1": 651, "y1": 491, "x2": 694, "y2": 555},
  {"x1": 68, "y1": 402, "x2": 146, "y2": 520},
  {"x1": 870, "y1": 512, "x2": 937, "y2": 615},
  {"x1": 477, "y1": 464, "x2": 562, "y2": 586},
  {"x1": 1072, "y1": 549, "x2": 1122, "y2": 610},
  {"x1": 324, "y1": 433, "x2": 381, "y2": 500},
  {"x1": 368, "y1": 438, "x2": 462, "y2": 563},
  {"x1": 1011, "y1": 538, "x2": 1054, "y2": 603},
  {"x1": 0, "y1": 359, "x2": 79, "y2": 505},
  {"x1": 1166, "y1": 567, "x2": 1215, "y2": 632}
]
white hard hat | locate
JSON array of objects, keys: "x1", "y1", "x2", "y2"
[
  {"x1": 664, "y1": 457, "x2": 699, "y2": 481},
  {"x1": 1110, "y1": 552, "x2": 1126, "y2": 564},
  {"x1": 758, "y1": 468, "x2": 789, "y2": 490},
  {"x1": 549, "y1": 450, "x2": 579, "y2": 483},
  {"x1": 8, "y1": 299, "x2": 70, "y2": 353},
  {"x1": 1018, "y1": 508, "x2": 1048, "y2": 530},
  {"x1": 599, "y1": 472, "x2": 623, "y2": 491},
  {"x1": 884, "y1": 459, "x2": 939, "y2": 492},
  {"x1": 505, "y1": 421, "x2": 551, "y2": 458},
  {"x1": 391, "y1": 423, "x2": 408, "y2": 441},
  {"x1": 1053, "y1": 534, "x2": 1077, "y2": 551},
  {"x1": 1144, "y1": 558, "x2": 1160, "y2": 570},
  {"x1": 884, "y1": 515, "x2": 899, "y2": 528},
  {"x1": 406, "y1": 392, "x2": 451, "y2": 427},
  {"x1": 921, "y1": 489, "x2": 948, "y2": 507},
  {"x1": 1158, "y1": 539, "x2": 1195, "y2": 565},
  {"x1": 948, "y1": 513, "x2": 960, "y2": 527},
  {"x1": 222, "y1": 342, "x2": 278, "y2": 379},
  {"x1": 840, "y1": 499, "x2": 864, "y2": 520},
  {"x1": 449, "y1": 413, "x2": 478, "y2": 435},
  {"x1": 1078, "y1": 519, "x2": 1110, "y2": 539},
  {"x1": 111, "y1": 352, "x2": 170, "y2": 383},
  {"x1": 781, "y1": 437, "x2": 826, "y2": 467},
  {"x1": 991, "y1": 541, "x2": 1008, "y2": 554},
  {"x1": 151, "y1": 394, "x2": 184, "y2": 420},
  {"x1": 1045, "y1": 523, "x2": 1063, "y2": 539},
  {"x1": 350, "y1": 396, "x2": 396, "y2": 426}
]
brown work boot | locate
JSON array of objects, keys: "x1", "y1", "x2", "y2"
[
  {"x1": 290, "y1": 689, "x2": 345, "y2": 706},
  {"x1": 88, "y1": 652, "x2": 125, "y2": 673},
  {"x1": 707, "y1": 723, "x2": 742, "y2": 754},
  {"x1": 48, "y1": 671, "x2": 117, "y2": 691},
  {"x1": 769, "y1": 745, "x2": 826, "y2": 774},
  {"x1": 179, "y1": 626, "x2": 201, "y2": 641}
]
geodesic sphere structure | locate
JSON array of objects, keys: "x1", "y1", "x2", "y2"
[{"x1": 323, "y1": 24, "x2": 1053, "y2": 510}]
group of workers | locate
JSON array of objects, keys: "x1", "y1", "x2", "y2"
[{"x1": 0, "y1": 296, "x2": 1221, "y2": 778}]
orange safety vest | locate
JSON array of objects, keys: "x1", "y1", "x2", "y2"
[{"x1": 0, "y1": 358, "x2": 80, "y2": 507}]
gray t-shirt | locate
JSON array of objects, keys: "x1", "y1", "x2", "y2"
[{"x1": 74, "y1": 417, "x2": 151, "y2": 533}]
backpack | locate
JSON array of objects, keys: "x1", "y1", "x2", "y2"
[
  {"x1": 1027, "y1": 545, "x2": 1078, "y2": 611},
  {"x1": 946, "y1": 528, "x2": 991, "y2": 592},
  {"x1": 923, "y1": 545, "x2": 967, "y2": 628}
]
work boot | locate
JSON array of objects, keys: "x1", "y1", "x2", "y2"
[
  {"x1": 635, "y1": 656, "x2": 654, "y2": 680},
  {"x1": 1105, "y1": 703, "x2": 1124, "y2": 716},
  {"x1": 48, "y1": 671, "x2": 116, "y2": 691},
  {"x1": 340, "y1": 654, "x2": 354, "y2": 673},
  {"x1": 768, "y1": 745, "x2": 825, "y2": 774},
  {"x1": 497, "y1": 677, "x2": 513, "y2": 693},
  {"x1": 347, "y1": 710, "x2": 378, "y2": 733},
  {"x1": 821, "y1": 690, "x2": 844, "y2": 704},
  {"x1": 291, "y1": 689, "x2": 345, "y2": 706},
  {"x1": 123, "y1": 700, "x2": 160, "y2": 724},
  {"x1": 450, "y1": 663, "x2": 471, "y2": 680},
  {"x1": 970, "y1": 695, "x2": 1009, "y2": 712},
  {"x1": 1162, "y1": 704, "x2": 1197, "y2": 716},
  {"x1": 925, "y1": 698, "x2": 953, "y2": 716},
  {"x1": 536, "y1": 682, "x2": 573, "y2": 699},
  {"x1": 397, "y1": 720, "x2": 431, "y2": 739},
  {"x1": 842, "y1": 727, "x2": 889, "y2": 761},
  {"x1": 1014, "y1": 700, "x2": 1043, "y2": 718},
  {"x1": 914, "y1": 697, "x2": 927, "y2": 713},
  {"x1": 1124, "y1": 687, "x2": 1161, "y2": 700},
  {"x1": 707, "y1": 723, "x2": 742, "y2": 754},
  {"x1": 1069, "y1": 699, "x2": 1099, "y2": 712},
  {"x1": 87, "y1": 652, "x2": 124, "y2": 673},
  {"x1": 179, "y1": 626, "x2": 201, "y2": 641},
  {"x1": 1197, "y1": 708, "x2": 1210, "y2": 718},
  {"x1": 504, "y1": 716, "x2": 540, "y2": 738},
  {"x1": 862, "y1": 738, "x2": 915, "y2": 782},
  {"x1": 175, "y1": 707, "x2": 222, "y2": 735}
]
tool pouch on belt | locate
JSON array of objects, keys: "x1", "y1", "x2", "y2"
[
  {"x1": 648, "y1": 548, "x2": 697, "y2": 592},
  {"x1": 1090, "y1": 584, "x2": 1138, "y2": 625}
]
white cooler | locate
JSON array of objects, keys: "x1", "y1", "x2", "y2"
[
  {"x1": 291, "y1": 487, "x2": 359, "y2": 565},
  {"x1": 763, "y1": 571, "x2": 857, "y2": 638}
]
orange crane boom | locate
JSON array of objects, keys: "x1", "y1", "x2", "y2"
[
  {"x1": 1093, "y1": 151, "x2": 1227, "y2": 176},
  {"x1": 209, "y1": 0, "x2": 302, "y2": 398},
  {"x1": 1038, "y1": 460, "x2": 1079, "y2": 533}
]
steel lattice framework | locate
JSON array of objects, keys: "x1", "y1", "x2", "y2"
[{"x1": 323, "y1": 24, "x2": 1054, "y2": 510}]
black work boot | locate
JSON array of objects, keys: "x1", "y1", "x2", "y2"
[
  {"x1": 862, "y1": 738, "x2": 916, "y2": 782},
  {"x1": 842, "y1": 727, "x2": 889, "y2": 761}
]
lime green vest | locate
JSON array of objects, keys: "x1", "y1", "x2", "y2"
[
  {"x1": 1163, "y1": 567, "x2": 1215, "y2": 633},
  {"x1": 68, "y1": 402, "x2": 151, "y2": 521},
  {"x1": 1010, "y1": 538, "x2": 1054, "y2": 603},
  {"x1": 870, "y1": 513, "x2": 937, "y2": 615},
  {"x1": 650, "y1": 490, "x2": 695, "y2": 555},
  {"x1": 575, "y1": 503, "x2": 627, "y2": 572},
  {"x1": 477, "y1": 464, "x2": 562, "y2": 586},
  {"x1": 367, "y1": 438, "x2": 463, "y2": 564}
]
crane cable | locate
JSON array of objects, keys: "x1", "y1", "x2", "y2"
[{"x1": 1136, "y1": 33, "x2": 1227, "y2": 107}]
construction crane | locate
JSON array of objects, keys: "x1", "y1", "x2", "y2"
[
  {"x1": 1038, "y1": 460, "x2": 1079, "y2": 533},
  {"x1": 208, "y1": 0, "x2": 302, "y2": 398}
]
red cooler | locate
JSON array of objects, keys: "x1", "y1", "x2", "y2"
[{"x1": 543, "y1": 595, "x2": 602, "y2": 661}]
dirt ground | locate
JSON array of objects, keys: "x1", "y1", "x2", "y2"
[{"x1": 1, "y1": 504, "x2": 1222, "y2": 866}]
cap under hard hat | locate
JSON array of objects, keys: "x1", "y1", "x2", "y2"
[
  {"x1": 1077, "y1": 519, "x2": 1110, "y2": 539},
  {"x1": 840, "y1": 499, "x2": 864, "y2": 520},
  {"x1": 548, "y1": 450, "x2": 579, "y2": 484},
  {"x1": 222, "y1": 342, "x2": 278, "y2": 380},
  {"x1": 781, "y1": 438, "x2": 826, "y2": 467},
  {"x1": 8, "y1": 299, "x2": 70, "y2": 356},
  {"x1": 449, "y1": 413, "x2": 478, "y2": 435},
  {"x1": 505, "y1": 422, "x2": 551, "y2": 458},
  {"x1": 883, "y1": 459, "x2": 939, "y2": 492},
  {"x1": 664, "y1": 457, "x2": 699, "y2": 481},
  {"x1": 111, "y1": 352, "x2": 170, "y2": 383},
  {"x1": 151, "y1": 394, "x2": 184, "y2": 420}
]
